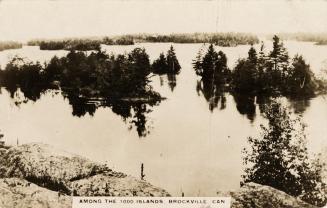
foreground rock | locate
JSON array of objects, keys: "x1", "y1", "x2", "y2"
[
  {"x1": 0, "y1": 178, "x2": 71, "y2": 208},
  {"x1": 218, "y1": 183, "x2": 317, "y2": 208},
  {"x1": 0, "y1": 143, "x2": 170, "y2": 197},
  {"x1": 0, "y1": 143, "x2": 320, "y2": 208}
]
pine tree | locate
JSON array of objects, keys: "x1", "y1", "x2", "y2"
[
  {"x1": 268, "y1": 35, "x2": 289, "y2": 88},
  {"x1": 151, "y1": 46, "x2": 181, "y2": 75},
  {"x1": 201, "y1": 44, "x2": 218, "y2": 81},
  {"x1": 193, "y1": 49, "x2": 203, "y2": 76},
  {"x1": 231, "y1": 46, "x2": 257, "y2": 93},
  {"x1": 248, "y1": 46, "x2": 258, "y2": 65},
  {"x1": 166, "y1": 45, "x2": 181, "y2": 74}
]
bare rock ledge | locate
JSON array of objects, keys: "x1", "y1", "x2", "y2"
[
  {"x1": 0, "y1": 143, "x2": 170, "y2": 198},
  {"x1": 0, "y1": 143, "x2": 319, "y2": 208}
]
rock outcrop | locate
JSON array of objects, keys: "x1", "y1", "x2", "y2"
[
  {"x1": 0, "y1": 143, "x2": 170, "y2": 197},
  {"x1": 0, "y1": 178, "x2": 71, "y2": 208},
  {"x1": 218, "y1": 183, "x2": 317, "y2": 208},
  {"x1": 0, "y1": 143, "x2": 322, "y2": 208}
]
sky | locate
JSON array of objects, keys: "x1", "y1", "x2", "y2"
[{"x1": 0, "y1": 0, "x2": 327, "y2": 41}]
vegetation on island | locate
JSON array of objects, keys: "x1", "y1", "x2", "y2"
[
  {"x1": 25, "y1": 32, "x2": 258, "y2": 51},
  {"x1": 193, "y1": 44, "x2": 231, "y2": 111},
  {"x1": 193, "y1": 35, "x2": 325, "y2": 114},
  {"x1": 0, "y1": 41, "x2": 23, "y2": 51},
  {"x1": 242, "y1": 100, "x2": 327, "y2": 207},
  {"x1": 151, "y1": 45, "x2": 181, "y2": 92},
  {"x1": 142, "y1": 32, "x2": 259, "y2": 46},
  {"x1": 191, "y1": 35, "x2": 327, "y2": 206},
  {"x1": 231, "y1": 35, "x2": 321, "y2": 98},
  {"x1": 27, "y1": 36, "x2": 134, "y2": 51},
  {"x1": 271, "y1": 33, "x2": 327, "y2": 45},
  {"x1": 0, "y1": 48, "x2": 164, "y2": 137},
  {"x1": 152, "y1": 45, "x2": 181, "y2": 75}
]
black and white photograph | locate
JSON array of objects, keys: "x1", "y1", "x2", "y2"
[{"x1": 0, "y1": 0, "x2": 327, "y2": 207}]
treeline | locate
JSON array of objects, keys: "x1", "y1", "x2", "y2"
[
  {"x1": 26, "y1": 32, "x2": 259, "y2": 51},
  {"x1": 270, "y1": 33, "x2": 327, "y2": 45},
  {"x1": 27, "y1": 36, "x2": 134, "y2": 51},
  {"x1": 141, "y1": 32, "x2": 259, "y2": 46},
  {"x1": 0, "y1": 41, "x2": 23, "y2": 51},
  {"x1": 194, "y1": 35, "x2": 324, "y2": 100}
]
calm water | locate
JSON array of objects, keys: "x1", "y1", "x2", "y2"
[{"x1": 0, "y1": 41, "x2": 326, "y2": 196}]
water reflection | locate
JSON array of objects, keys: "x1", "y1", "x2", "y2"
[
  {"x1": 195, "y1": 80, "x2": 314, "y2": 122},
  {"x1": 288, "y1": 97, "x2": 311, "y2": 114},
  {"x1": 63, "y1": 91, "x2": 97, "y2": 117},
  {"x1": 192, "y1": 40, "x2": 321, "y2": 120},
  {"x1": 167, "y1": 73, "x2": 177, "y2": 92},
  {"x1": 196, "y1": 80, "x2": 227, "y2": 112},
  {"x1": 158, "y1": 74, "x2": 178, "y2": 92},
  {"x1": 68, "y1": 97, "x2": 155, "y2": 137},
  {"x1": 0, "y1": 48, "x2": 164, "y2": 137},
  {"x1": 232, "y1": 93, "x2": 256, "y2": 122},
  {"x1": 4, "y1": 87, "x2": 157, "y2": 137}
]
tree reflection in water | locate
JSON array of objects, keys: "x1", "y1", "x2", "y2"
[
  {"x1": 192, "y1": 39, "x2": 321, "y2": 121},
  {"x1": 0, "y1": 49, "x2": 162, "y2": 137},
  {"x1": 232, "y1": 93, "x2": 256, "y2": 122},
  {"x1": 196, "y1": 80, "x2": 226, "y2": 112}
]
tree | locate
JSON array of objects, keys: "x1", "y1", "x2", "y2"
[
  {"x1": 214, "y1": 51, "x2": 230, "y2": 85},
  {"x1": 193, "y1": 44, "x2": 230, "y2": 111},
  {"x1": 232, "y1": 36, "x2": 318, "y2": 97},
  {"x1": 231, "y1": 46, "x2": 258, "y2": 93},
  {"x1": 256, "y1": 42, "x2": 267, "y2": 92},
  {"x1": 243, "y1": 100, "x2": 326, "y2": 206},
  {"x1": 286, "y1": 55, "x2": 316, "y2": 97},
  {"x1": 248, "y1": 46, "x2": 258, "y2": 65},
  {"x1": 127, "y1": 48, "x2": 151, "y2": 94},
  {"x1": 232, "y1": 59, "x2": 256, "y2": 93},
  {"x1": 201, "y1": 44, "x2": 218, "y2": 81},
  {"x1": 166, "y1": 45, "x2": 181, "y2": 74},
  {"x1": 152, "y1": 53, "x2": 168, "y2": 75},
  {"x1": 193, "y1": 49, "x2": 203, "y2": 76},
  {"x1": 152, "y1": 46, "x2": 181, "y2": 75},
  {"x1": 267, "y1": 35, "x2": 289, "y2": 88}
]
